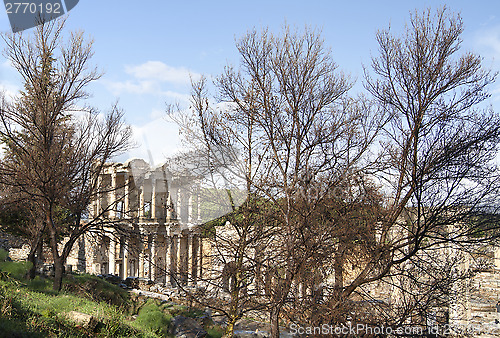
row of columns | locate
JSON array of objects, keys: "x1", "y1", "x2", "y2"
[
  {"x1": 105, "y1": 229, "x2": 203, "y2": 286},
  {"x1": 93, "y1": 169, "x2": 202, "y2": 223}
]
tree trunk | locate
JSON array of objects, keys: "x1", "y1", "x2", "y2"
[
  {"x1": 270, "y1": 306, "x2": 281, "y2": 338},
  {"x1": 36, "y1": 239, "x2": 43, "y2": 266},
  {"x1": 26, "y1": 246, "x2": 36, "y2": 280},
  {"x1": 223, "y1": 318, "x2": 236, "y2": 338},
  {"x1": 26, "y1": 235, "x2": 43, "y2": 280},
  {"x1": 53, "y1": 256, "x2": 64, "y2": 291}
]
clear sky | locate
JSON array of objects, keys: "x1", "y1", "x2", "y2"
[{"x1": 0, "y1": 1, "x2": 499, "y2": 165}]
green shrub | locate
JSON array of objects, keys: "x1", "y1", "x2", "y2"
[
  {"x1": 0, "y1": 260, "x2": 32, "y2": 279},
  {"x1": 206, "y1": 325, "x2": 225, "y2": 338},
  {"x1": 27, "y1": 276, "x2": 51, "y2": 291},
  {"x1": 0, "y1": 249, "x2": 9, "y2": 262},
  {"x1": 134, "y1": 300, "x2": 171, "y2": 336}
]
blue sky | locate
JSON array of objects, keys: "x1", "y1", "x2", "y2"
[{"x1": 0, "y1": 1, "x2": 499, "y2": 164}]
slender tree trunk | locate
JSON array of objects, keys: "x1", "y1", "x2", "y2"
[
  {"x1": 26, "y1": 233, "x2": 44, "y2": 280},
  {"x1": 53, "y1": 255, "x2": 64, "y2": 291},
  {"x1": 223, "y1": 315, "x2": 237, "y2": 338},
  {"x1": 46, "y1": 212, "x2": 64, "y2": 291},
  {"x1": 26, "y1": 245, "x2": 37, "y2": 280},
  {"x1": 36, "y1": 239, "x2": 43, "y2": 266},
  {"x1": 270, "y1": 306, "x2": 281, "y2": 338}
]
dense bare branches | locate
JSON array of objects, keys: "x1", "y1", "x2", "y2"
[
  {"x1": 171, "y1": 25, "x2": 390, "y2": 337},
  {"x1": 351, "y1": 6, "x2": 500, "y2": 326}
]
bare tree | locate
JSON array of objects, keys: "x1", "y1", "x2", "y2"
[
  {"x1": 347, "y1": 6, "x2": 500, "y2": 327},
  {"x1": 0, "y1": 18, "x2": 132, "y2": 291},
  {"x1": 171, "y1": 8, "x2": 500, "y2": 335},
  {"x1": 171, "y1": 26, "x2": 387, "y2": 337}
]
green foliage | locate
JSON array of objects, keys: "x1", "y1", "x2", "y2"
[
  {"x1": 0, "y1": 261, "x2": 217, "y2": 337},
  {"x1": 26, "y1": 275, "x2": 52, "y2": 291},
  {"x1": 133, "y1": 299, "x2": 171, "y2": 336},
  {"x1": 206, "y1": 325, "x2": 225, "y2": 338},
  {"x1": 0, "y1": 270, "x2": 153, "y2": 337},
  {"x1": 0, "y1": 260, "x2": 32, "y2": 280},
  {"x1": 0, "y1": 249, "x2": 9, "y2": 262}
]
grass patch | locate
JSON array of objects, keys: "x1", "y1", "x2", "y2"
[
  {"x1": 0, "y1": 250, "x2": 157, "y2": 337},
  {"x1": 132, "y1": 299, "x2": 171, "y2": 336},
  {"x1": 0, "y1": 249, "x2": 214, "y2": 337},
  {"x1": 0, "y1": 260, "x2": 32, "y2": 279},
  {"x1": 62, "y1": 273, "x2": 130, "y2": 309}
]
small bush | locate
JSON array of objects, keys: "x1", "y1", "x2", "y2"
[
  {"x1": 0, "y1": 260, "x2": 32, "y2": 279},
  {"x1": 27, "y1": 276, "x2": 51, "y2": 291},
  {"x1": 206, "y1": 325, "x2": 225, "y2": 338},
  {"x1": 134, "y1": 300, "x2": 171, "y2": 336},
  {"x1": 0, "y1": 249, "x2": 9, "y2": 262}
]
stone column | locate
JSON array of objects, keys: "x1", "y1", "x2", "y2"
[
  {"x1": 191, "y1": 235, "x2": 198, "y2": 285},
  {"x1": 151, "y1": 178, "x2": 157, "y2": 219},
  {"x1": 177, "y1": 188, "x2": 182, "y2": 222},
  {"x1": 108, "y1": 233, "x2": 116, "y2": 275},
  {"x1": 188, "y1": 235, "x2": 193, "y2": 284},
  {"x1": 150, "y1": 234, "x2": 156, "y2": 282},
  {"x1": 171, "y1": 235, "x2": 178, "y2": 287},
  {"x1": 109, "y1": 171, "x2": 117, "y2": 219},
  {"x1": 139, "y1": 186, "x2": 145, "y2": 218},
  {"x1": 188, "y1": 193, "x2": 193, "y2": 223},
  {"x1": 166, "y1": 193, "x2": 173, "y2": 220},
  {"x1": 165, "y1": 236, "x2": 172, "y2": 286},
  {"x1": 96, "y1": 175, "x2": 102, "y2": 218},
  {"x1": 197, "y1": 183, "x2": 202, "y2": 222},
  {"x1": 122, "y1": 239, "x2": 129, "y2": 279},
  {"x1": 179, "y1": 235, "x2": 188, "y2": 285},
  {"x1": 138, "y1": 228, "x2": 145, "y2": 278},
  {"x1": 124, "y1": 175, "x2": 129, "y2": 218},
  {"x1": 198, "y1": 237, "x2": 203, "y2": 280}
]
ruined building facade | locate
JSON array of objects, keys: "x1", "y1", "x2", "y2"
[{"x1": 66, "y1": 159, "x2": 207, "y2": 287}]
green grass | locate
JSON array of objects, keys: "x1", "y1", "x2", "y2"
[
  {"x1": 0, "y1": 249, "x2": 149, "y2": 337},
  {"x1": 0, "y1": 260, "x2": 32, "y2": 279},
  {"x1": 0, "y1": 249, "x2": 220, "y2": 337},
  {"x1": 132, "y1": 299, "x2": 172, "y2": 336}
]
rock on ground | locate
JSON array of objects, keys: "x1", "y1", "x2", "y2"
[
  {"x1": 171, "y1": 315, "x2": 208, "y2": 338},
  {"x1": 63, "y1": 311, "x2": 99, "y2": 331}
]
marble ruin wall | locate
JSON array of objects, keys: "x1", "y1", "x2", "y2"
[{"x1": 66, "y1": 159, "x2": 207, "y2": 287}]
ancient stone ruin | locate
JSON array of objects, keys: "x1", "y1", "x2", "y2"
[{"x1": 65, "y1": 158, "x2": 207, "y2": 287}]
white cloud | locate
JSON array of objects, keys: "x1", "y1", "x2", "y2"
[
  {"x1": 125, "y1": 61, "x2": 200, "y2": 85},
  {"x1": 475, "y1": 25, "x2": 500, "y2": 60},
  {"x1": 0, "y1": 81, "x2": 20, "y2": 101},
  {"x1": 104, "y1": 61, "x2": 199, "y2": 101},
  {"x1": 106, "y1": 79, "x2": 158, "y2": 96},
  {"x1": 118, "y1": 115, "x2": 182, "y2": 166}
]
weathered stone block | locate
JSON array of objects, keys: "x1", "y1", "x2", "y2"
[
  {"x1": 171, "y1": 315, "x2": 207, "y2": 338},
  {"x1": 63, "y1": 311, "x2": 99, "y2": 330}
]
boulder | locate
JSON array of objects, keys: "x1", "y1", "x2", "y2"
[
  {"x1": 171, "y1": 315, "x2": 208, "y2": 338},
  {"x1": 64, "y1": 311, "x2": 99, "y2": 331}
]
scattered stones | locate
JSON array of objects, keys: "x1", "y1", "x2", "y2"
[{"x1": 233, "y1": 330, "x2": 270, "y2": 338}]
